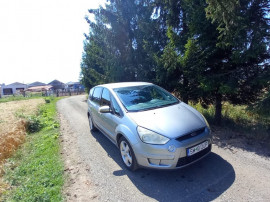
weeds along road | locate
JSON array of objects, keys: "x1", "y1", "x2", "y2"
[{"x1": 57, "y1": 95, "x2": 270, "y2": 202}]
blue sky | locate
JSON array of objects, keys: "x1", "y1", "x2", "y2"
[{"x1": 0, "y1": 0, "x2": 104, "y2": 85}]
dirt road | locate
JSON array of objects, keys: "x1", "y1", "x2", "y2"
[{"x1": 57, "y1": 95, "x2": 270, "y2": 202}]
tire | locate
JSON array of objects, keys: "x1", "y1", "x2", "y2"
[
  {"x1": 119, "y1": 136, "x2": 138, "y2": 171},
  {"x1": 88, "y1": 113, "x2": 97, "y2": 132}
]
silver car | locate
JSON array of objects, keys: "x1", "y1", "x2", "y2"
[{"x1": 87, "y1": 82, "x2": 212, "y2": 171}]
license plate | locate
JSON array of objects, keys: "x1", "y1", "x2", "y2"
[{"x1": 187, "y1": 141, "x2": 209, "y2": 156}]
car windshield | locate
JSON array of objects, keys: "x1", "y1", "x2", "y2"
[{"x1": 113, "y1": 85, "x2": 179, "y2": 112}]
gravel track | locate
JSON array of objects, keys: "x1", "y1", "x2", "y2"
[{"x1": 57, "y1": 95, "x2": 270, "y2": 202}]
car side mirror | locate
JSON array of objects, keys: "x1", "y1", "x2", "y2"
[{"x1": 99, "y1": 106, "x2": 110, "y2": 113}]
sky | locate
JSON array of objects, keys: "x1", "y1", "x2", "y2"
[{"x1": 0, "y1": 0, "x2": 105, "y2": 85}]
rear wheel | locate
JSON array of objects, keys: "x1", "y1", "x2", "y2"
[
  {"x1": 119, "y1": 137, "x2": 138, "y2": 171},
  {"x1": 88, "y1": 113, "x2": 97, "y2": 132}
]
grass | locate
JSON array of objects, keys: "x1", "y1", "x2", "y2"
[
  {"x1": 191, "y1": 102, "x2": 270, "y2": 140},
  {"x1": 0, "y1": 93, "x2": 44, "y2": 103},
  {"x1": 1, "y1": 97, "x2": 64, "y2": 201},
  {"x1": 0, "y1": 98, "x2": 45, "y2": 176}
]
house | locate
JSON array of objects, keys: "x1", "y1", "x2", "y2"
[
  {"x1": 0, "y1": 82, "x2": 27, "y2": 96},
  {"x1": 65, "y1": 81, "x2": 85, "y2": 90},
  {"x1": 48, "y1": 80, "x2": 65, "y2": 90},
  {"x1": 28, "y1": 81, "x2": 46, "y2": 88}
]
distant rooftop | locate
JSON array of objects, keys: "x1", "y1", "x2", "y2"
[
  {"x1": 48, "y1": 80, "x2": 64, "y2": 85},
  {"x1": 27, "y1": 85, "x2": 53, "y2": 91},
  {"x1": 48, "y1": 79, "x2": 64, "y2": 85},
  {"x1": 7, "y1": 82, "x2": 26, "y2": 86},
  {"x1": 28, "y1": 81, "x2": 46, "y2": 87},
  {"x1": 66, "y1": 81, "x2": 80, "y2": 85}
]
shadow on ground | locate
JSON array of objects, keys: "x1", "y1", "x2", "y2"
[
  {"x1": 212, "y1": 126, "x2": 270, "y2": 158},
  {"x1": 91, "y1": 130, "x2": 235, "y2": 202}
]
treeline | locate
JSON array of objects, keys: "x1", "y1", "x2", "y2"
[{"x1": 81, "y1": 0, "x2": 270, "y2": 123}]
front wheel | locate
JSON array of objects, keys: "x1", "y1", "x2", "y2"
[{"x1": 119, "y1": 137, "x2": 138, "y2": 171}]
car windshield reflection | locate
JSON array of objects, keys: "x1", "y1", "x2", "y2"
[{"x1": 113, "y1": 85, "x2": 179, "y2": 112}]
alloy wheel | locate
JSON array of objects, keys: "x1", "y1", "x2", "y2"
[{"x1": 120, "y1": 140, "x2": 132, "y2": 167}]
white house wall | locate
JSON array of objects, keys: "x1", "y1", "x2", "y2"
[{"x1": 1, "y1": 83, "x2": 27, "y2": 96}]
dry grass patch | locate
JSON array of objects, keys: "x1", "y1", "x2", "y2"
[
  {"x1": 0, "y1": 99, "x2": 44, "y2": 135},
  {"x1": 0, "y1": 99, "x2": 45, "y2": 194},
  {"x1": 0, "y1": 98, "x2": 45, "y2": 161},
  {"x1": 1, "y1": 97, "x2": 63, "y2": 201}
]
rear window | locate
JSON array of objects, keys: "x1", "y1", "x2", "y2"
[{"x1": 89, "y1": 88, "x2": 94, "y2": 100}]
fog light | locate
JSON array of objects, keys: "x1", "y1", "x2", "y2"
[
  {"x1": 148, "y1": 158, "x2": 160, "y2": 165},
  {"x1": 168, "y1": 145, "x2": 176, "y2": 152}
]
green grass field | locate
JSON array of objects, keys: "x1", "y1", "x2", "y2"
[
  {"x1": 0, "y1": 93, "x2": 44, "y2": 103},
  {"x1": 1, "y1": 97, "x2": 64, "y2": 201}
]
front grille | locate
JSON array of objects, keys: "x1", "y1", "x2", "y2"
[
  {"x1": 176, "y1": 144, "x2": 211, "y2": 167},
  {"x1": 176, "y1": 127, "x2": 205, "y2": 142}
]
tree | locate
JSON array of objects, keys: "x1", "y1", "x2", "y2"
[
  {"x1": 203, "y1": 0, "x2": 270, "y2": 123},
  {"x1": 81, "y1": 0, "x2": 270, "y2": 125},
  {"x1": 154, "y1": 0, "x2": 203, "y2": 103},
  {"x1": 156, "y1": 0, "x2": 270, "y2": 123},
  {"x1": 81, "y1": 8, "x2": 116, "y2": 90},
  {"x1": 81, "y1": 0, "x2": 164, "y2": 92}
]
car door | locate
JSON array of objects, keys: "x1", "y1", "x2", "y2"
[{"x1": 99, "y1": 88, "x2": 123, "y2": 141}]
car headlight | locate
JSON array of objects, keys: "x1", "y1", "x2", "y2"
[{"x1": 137, "y1": 126, "x2": 170, "y2": 145}]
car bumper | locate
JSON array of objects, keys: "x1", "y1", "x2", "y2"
[{"x1": 132, "y1": 129, "x2": 212, "y2": 169}]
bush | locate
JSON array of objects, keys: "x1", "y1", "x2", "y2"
[
  {"x1": 248, "y1": 92, "x2": 270, "y2": 118},
  {"x1": 45, "y1": 98, "x2": 51, "y2": 103},
  {"x1": 45, "y1": 97, "x2": 55, "y2": 104},
  {"x1": 26, "y1": 116, "x2": 42, "y2": 133},
  {"x1": 190, "y1": 101, "x2": 270, "y2": 140}
]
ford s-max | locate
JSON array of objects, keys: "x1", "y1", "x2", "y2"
[{"x1": 87, "y1": 82, "x2": 212, "y2": 171}]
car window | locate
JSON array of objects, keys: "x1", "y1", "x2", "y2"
[
  {"x1": 92, "y1": 87, "x2": 103, "y2": 105},
  {"x1": 89, "y1": 88, "x2": 94, "y2": 100},
  {"x1": 113, "y1": 85, "x2": 179, "y2": 112},
  {"x1": 101, "y1": 88, "x2": 111, "y2": 106},
  {"x1": 111, "y1": 96, "x2": 122, "y2": 117}
]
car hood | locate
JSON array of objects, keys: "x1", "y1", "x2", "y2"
[{"x1": 127, "y1": 102, "x2": 206, "y2": 139}]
